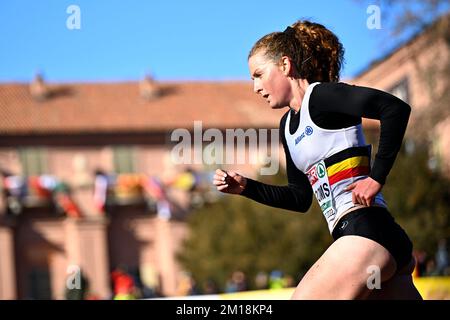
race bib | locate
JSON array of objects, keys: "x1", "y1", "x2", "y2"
[{"x1": 306, "y1": 160, "x2": 336, "y2": 223}]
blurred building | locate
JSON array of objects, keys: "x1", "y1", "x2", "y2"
[
  {"x1": 350, "y1": 13, "x2": 450, "y2": 175},
  {"x1": 1, "y1": 14, "x2": 448, "y2": 300},
  {"x1": 0, "y1": 75, "x2": 283, "y2": 299}
]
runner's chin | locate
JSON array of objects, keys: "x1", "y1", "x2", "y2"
[{"x1": 269, "y1": 100, "x2": 283, "y2": 109}]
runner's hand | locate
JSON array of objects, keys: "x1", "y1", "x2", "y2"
[
  {"x1": 345, "y1": 177, "x2": 382, "y2": 207},
  {"x1": 213, "y1": 169, "x2": 247, "y2": 195}
]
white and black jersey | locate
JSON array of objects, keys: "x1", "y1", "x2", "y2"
[{"x1": 241, "y1": 82, "x2": 411, "y2": 233}]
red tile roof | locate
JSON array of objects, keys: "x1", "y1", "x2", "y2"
[{"x1": 0, "y1": 81, "x2": 286, "y2": 135}]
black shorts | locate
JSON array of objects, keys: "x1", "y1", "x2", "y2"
[{"x1": 332, "y1": 206, "x2": 413, "y2": 272}]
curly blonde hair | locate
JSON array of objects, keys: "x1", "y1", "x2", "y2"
[{"x1": 248, "y1": 20, "x2": 344, "y2": 83}]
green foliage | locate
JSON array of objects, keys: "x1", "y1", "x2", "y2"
[
  {"x1": 367, "y1": 128, "x2": 450, "y2": 252},
  {"x1": 178, "y1": 138, "x2": 450, "y2": 292},
  {"x1": 177, "y1": 171, "x2": 331, "y2": 292},
  {"x1": 382, "y1": 142, "x2": 450, "y2": 253}
]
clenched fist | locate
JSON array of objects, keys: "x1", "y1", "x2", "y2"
[{"x1": 212, "y1": 169, "x2": 247, "y2": 195}]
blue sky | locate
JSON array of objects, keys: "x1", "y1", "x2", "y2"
[{"x1": 0, "y1": 0, "x2": 431, "y2": 83}]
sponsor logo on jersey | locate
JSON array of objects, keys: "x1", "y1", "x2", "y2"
[
  {"x1": 295, "y1": 126, "x2": 314, "y2": 145},
  {"x1": 306, "y1": 166, "x2": 318, "y2": 185}
]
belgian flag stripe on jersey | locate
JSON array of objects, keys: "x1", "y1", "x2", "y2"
[
  {"x1": 327, "y1": 156, "x2": 370, "y2": 176},
  {"x1": 324, "y1": 145, "x2": 371, "y2": 167},
  {"x1": 328, "y1": 165, "x2": 370, "y2": 186},
  {"x1": 325, "y1": 145, "x2": 372, "y2": 186}
]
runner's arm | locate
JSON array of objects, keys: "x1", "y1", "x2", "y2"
[
  {"x1": 240, "y1": 112, "x2": 313, "y2": 213},
  {"x1": 311, "y1": 83, "x2": 411, "y2": 185}
]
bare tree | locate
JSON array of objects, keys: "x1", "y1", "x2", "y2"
[{"x1": 359, "y1": 1, "x2": 450, "y2": 172}]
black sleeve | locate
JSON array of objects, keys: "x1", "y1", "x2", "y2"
[
  {"x1": 310, "y1": 82, "x2": 411, "y2": 185},
  {"x1": 240, "y1": 112, "x2": 313, "y2": 213}
]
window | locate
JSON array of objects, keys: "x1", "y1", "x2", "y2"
[
  {"x1": 18, "y1": 147, "x2": 46, "y2": 176},
  {"x1": 389, "y1": 77, "x2": 410, "y2": 104},
  {"x1": 113, "y1": 146, "x2": 136, "y2": 174}
]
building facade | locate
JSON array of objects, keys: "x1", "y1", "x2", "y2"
[
  {"x1": 0, "y1": 77, "x2": 284, "y2": 299},
  {"x1": 350, "y1": 14, "x2": 450, "y2": 175}
]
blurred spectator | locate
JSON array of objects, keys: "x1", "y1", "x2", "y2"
[
  {"x1": 140, "y1": 264, "x2": 162, "y2": 298},
  {"x1": 176, "y1": 272, "x2": 201, "y2": 296},
  {"x1": 424, "y1": 259, "x2": 439, "y2": 277},
  {"x1": 203, "y1": 278, "x2": 219, "y2": 295},
  {"x1": 268, "y1": 270, "x2": 284, "y2": 289},
  {"x1": 413, "y1": 250, "x2": 428, "y2": 277},
  {"x1": 225, "y1": 271, "x2": 248, "y2": 293},
  {"x1": 435, "y1": 239, "x2": 449, "y2": 276},
  {"x1": 283, "y1": 274, "x2": 295, "y2": 288},
  {"x1": 111, "y1": 266, "x2": 137, "y2": 300},
  {"x1": 254, "y1": 271, "x2": 269, "y2": 290}
]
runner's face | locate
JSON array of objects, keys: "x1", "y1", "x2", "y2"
[{"x1": 248, "y1": 51, "x2": 292, "y2": 109}]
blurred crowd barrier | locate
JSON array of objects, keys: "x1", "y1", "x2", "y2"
[{"x1": 149, "y1": 277, "x2": 450, "y2": 300}]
